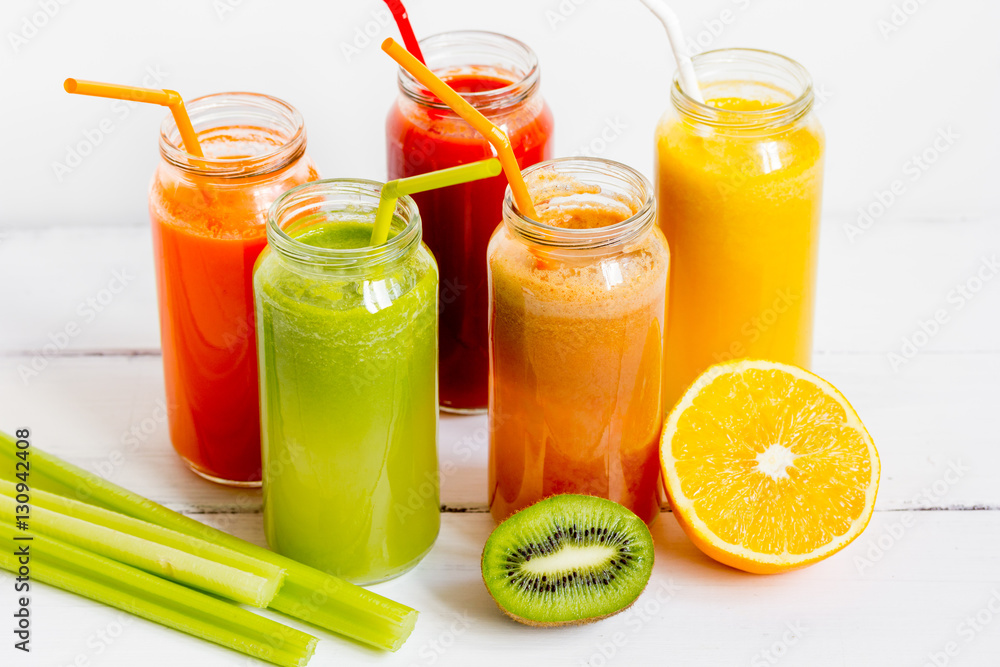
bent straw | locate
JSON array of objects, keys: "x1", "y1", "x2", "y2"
[
  {"x1": 637, "y1": 0, "x2": 705, "y2": 103},
  {"x1": 371, "y1": 158, "x2": 502, "y2": 246},
  {"x1": 381, "y1": 38, "x2": 539, "y2": 221},
  {"x1": 64, "y1": 78, "x2": 205, "y2": 156},
  {"x1": 382, "y1": 0, "x2": 425, "y2": 64}
]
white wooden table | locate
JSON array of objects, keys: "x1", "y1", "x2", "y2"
[{"x1": 1, "y1": 213, "x2": 998, "y2": 667}]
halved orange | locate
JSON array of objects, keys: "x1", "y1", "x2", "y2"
[{"x1": 660, "y1": 360, "x2": 879, "y2": 574}]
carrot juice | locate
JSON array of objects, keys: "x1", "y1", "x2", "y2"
[
  {"x1": 656, "y1": 49, "x2": 824, "y2": 412},
  {"x1": 149, "y1": 93, "x2": 318, "y2": 485},
  {"x1": 488, "y1": 158, "x2": 669, "y2": 524}
]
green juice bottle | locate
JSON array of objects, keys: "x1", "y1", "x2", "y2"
[{"x1": 254, "y1": 180, "x2": 440, "y2": 584}]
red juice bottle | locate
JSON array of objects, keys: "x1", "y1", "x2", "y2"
[{"x1": 386, "y1": 31, "x2": 554, "y2": 412}]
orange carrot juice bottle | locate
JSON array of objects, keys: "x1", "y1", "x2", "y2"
[
  {"x1": 488, "y1": 158, "x2": 669, "y2": 524},
  {"x1": 656, "y1": 49, "x2": 824, "y2": 412},
  {"x1": 149, "y1": 93, "x2": 318, "y2": 485}
]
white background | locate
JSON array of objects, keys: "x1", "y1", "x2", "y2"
[
  {"x1": 1, "y1": 0, "x2": 997, "y2": 228},
  {"x1": 1, "y1": 1, "x2": 999, "y2": 666}
]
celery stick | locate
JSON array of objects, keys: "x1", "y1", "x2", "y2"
[
  {"x1": 0, "y1": 522, "x2": 316, "y2": 667},
  {"x1": 0, "y1": 432, "x2": 418, "y2": 651},
  {"x1": 0, "y1": 479, "x2": 285, "y2": 605},
  {"x1": 0, "y1": 493, "x2": 276, "y2": 608}
]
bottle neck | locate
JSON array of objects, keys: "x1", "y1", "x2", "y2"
[
  {"x1": 671, "y1": 48, "x2": 814, "y2": 133},
  {"x1": 397, "y1": 30, "x2": 540, "y2": 115},
  {"x1": 503, "y1": 157, "x2": 656, "y2": 255},
  {"x1": 159, "y1": 92, "x2": 307, "y2": 180},
  {"x1": 266, "y1": 179, "x2": 422, "y2": 276}
]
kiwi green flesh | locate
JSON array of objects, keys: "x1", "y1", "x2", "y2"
[{"x1": 482, "y1": 494, "x2": 654, "y2": 626}]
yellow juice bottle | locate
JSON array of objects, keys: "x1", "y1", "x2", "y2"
[{"x1": 655, "y1": 49, "x2": 825, "y2": 411}]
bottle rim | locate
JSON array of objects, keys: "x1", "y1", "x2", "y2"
[
  {"x1": 503, "y1": 157, "x2": 656, "y2": 251},
  {"x1": 159, "y1": 91, "x2": 307, "y2": 178},
  {"x1": 266, "y1": 178, "x2": 422, "y2": 270},
  {"x1": 397, "y1": 30, "x2": 540, "y2": 113},
  {"x1": 671, "y1": 48, "x2": 814, "y2": 130}
]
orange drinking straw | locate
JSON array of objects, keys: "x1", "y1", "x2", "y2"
[
  {"x1": 381, "y1": 38, "x2": 539, "y2": 221},
  {"x1": 64, "y1": 79, "x2": 204, "y2": 157}
]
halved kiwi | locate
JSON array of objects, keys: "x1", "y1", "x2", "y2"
[{"x1": 481, "y1": 494, "x2": 654, "y2": 627}]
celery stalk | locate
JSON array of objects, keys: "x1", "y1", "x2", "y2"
[
  {"x1": 0, "y1": 432, "x2": 418, "y2": 651},
  {"x1": 0, "y1": 479, "x2": 286, "y2": 606},
  {"x1": 0, "y1": 491, "x2": 277, "y2": 608},
  {"x1": 0, "y1": 522, "x2": 317, "y2": 667}
]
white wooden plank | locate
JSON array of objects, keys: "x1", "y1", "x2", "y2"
[
  {"x1": 2, "y1": 216, "x2": 1000, "y2": 356},
  {"x1": 0, "y1": 351, "x2": 997, "y2": 512},
  {"x1": 0, "y1": 227, "x2": 160, "y2": 353},
  {"x1": 813, "y1": 217, "x2": 1000, "y2": 355},
  {"x1": 3, "y1": 510, "x2": 999, "y2": 667}
]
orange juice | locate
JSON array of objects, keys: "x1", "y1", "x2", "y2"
[
  {"x1": 655, "y1": 49, "x2": 824, "y2": 412},
  {"x1": 488, "y1": 159, "x2": 669, "y2": 524}
]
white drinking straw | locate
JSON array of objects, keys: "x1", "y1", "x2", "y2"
[{"x1": 638, "y1": 0, "x2": 705, "y2": 104}]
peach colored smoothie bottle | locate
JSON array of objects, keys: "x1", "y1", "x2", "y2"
[
  {"x1": 655, "y1": 49, "x2": 824, "y2": 413},
  {"x1": 488, "y1": 158, "x2": 670, "y2": 524}
]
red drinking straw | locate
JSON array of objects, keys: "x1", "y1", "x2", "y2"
[{"x1": 383, "y1": 0, "x2": 425, "y2": 64}]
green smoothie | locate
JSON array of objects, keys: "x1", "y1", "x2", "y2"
[{"x1": 255, "y1": 207, "x2": 439, "y2": 585}]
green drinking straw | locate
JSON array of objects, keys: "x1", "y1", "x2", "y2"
[{"x1": 370, "y1": 158, "x2": 503, "y2": 246}]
